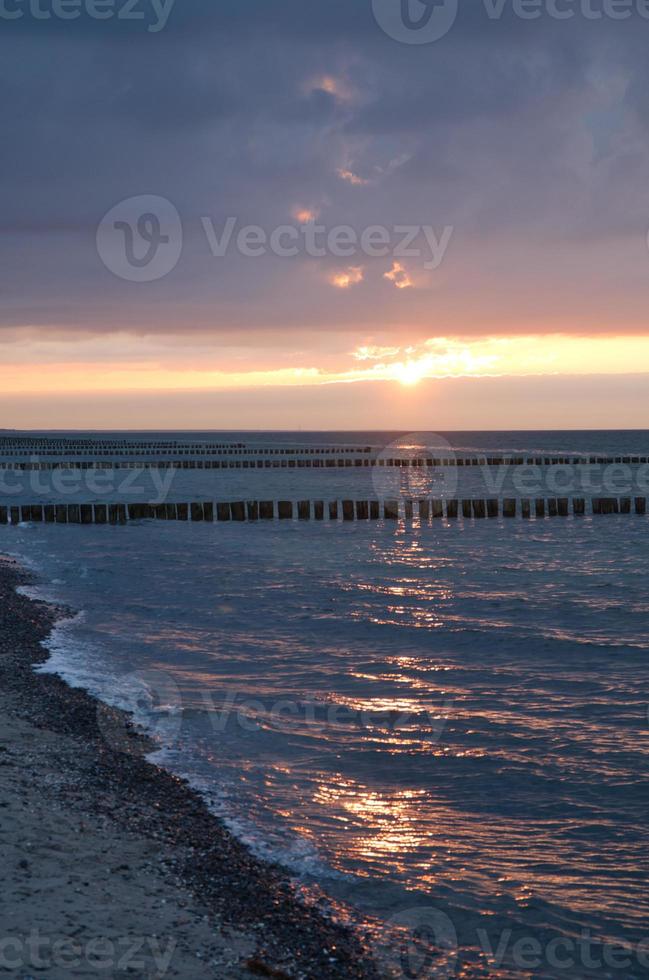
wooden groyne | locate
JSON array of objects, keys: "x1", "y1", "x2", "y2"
[
  {"x1": 1, "y1": 497, "x2": 646, "y2": 525},
  {"x1": 0, "y1": 443, "x2": 373, "y2": 459},
  {"x1": 0, "y1": 455, "x2": 647, "y2": 473}
]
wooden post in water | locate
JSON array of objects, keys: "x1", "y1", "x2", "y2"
[
  {"x1": 473, "y1": 500, "x2": 487, "y2": 521},
  {"x1": 14, "y1": 489, "x2": 649, "y2": 528},
  {"x1": 384, "y1": 500, "x2": 399, "y2": 520},
  {"x1": 472, "y1": 499, "x2": 486, "y2": 519},
  {"x1": 231, "y1": 502, "x2": 246, "y2": 521}
]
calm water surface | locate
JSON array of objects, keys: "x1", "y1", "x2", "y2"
[{"x1": 3, "y1": 431, "x2": 648, "y2": 978}]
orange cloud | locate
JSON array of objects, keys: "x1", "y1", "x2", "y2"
[
  {"x1": 306, "y1": 75, "x2": 353, "y2": 103},
  {"x1": 292, "y1": 206, "x2": 320, "y2": 224},
  {"x1": 330, "y1": 266, "x2": 364, "y2": 289},
  {"x1": 353, "y1": 344, "x2": 401, "y2": 361},
  {"x1": 384, "y1": 261, "x2": 413, "y2": 290},
  {"x1": 337, "y1": 168, "x2": 370, "y2": 186}
]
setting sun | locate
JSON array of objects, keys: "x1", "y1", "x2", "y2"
[{"x1": 395, "y1": 359, "x2": 429, "y2": 386}]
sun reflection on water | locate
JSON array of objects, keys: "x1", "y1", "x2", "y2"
[{"x1": 314, "y1": 777, "x2": 431, "y2": 874}]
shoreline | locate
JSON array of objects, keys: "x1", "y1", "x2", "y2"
[{"x1": 0, "y1": 555, "x2": 379, "y2": 979}]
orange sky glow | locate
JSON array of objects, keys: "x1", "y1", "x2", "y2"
[{"x1": 3, "y1": 334, "x2": 649, "y2": 396}]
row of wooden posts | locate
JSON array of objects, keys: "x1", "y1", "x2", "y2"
[
  {"x1": 1, "y1": 455, "x2": 647, "y2": 473},
  {"x1": 2, "y1": 497, "x2": 647, "y2": 525},
  {"x1": 0, "y1": 445, "x2": 371, "y2": 458},
  {"x1": 0, "y1": 441, "x2": 246, "y2": 451}
]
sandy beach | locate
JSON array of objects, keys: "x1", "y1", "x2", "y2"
[{"x1": 0, "y1": 556, "x2": 378, "y2": 980}]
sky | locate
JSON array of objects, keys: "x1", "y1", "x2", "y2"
[{"x1": 2, "y1": 0, "x2": 649, "y2": 429}]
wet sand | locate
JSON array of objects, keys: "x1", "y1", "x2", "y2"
[{"x1": 0, "y1": 556, "x2": 378, "y2": 979}]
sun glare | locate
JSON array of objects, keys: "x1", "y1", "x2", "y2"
[{"x1": 395, "y1": 359, "x2": 429, "y2": 387}]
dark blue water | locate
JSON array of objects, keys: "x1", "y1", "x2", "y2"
[{"x1": 3, "y1": 430, "x2": 649, "y2": 978}]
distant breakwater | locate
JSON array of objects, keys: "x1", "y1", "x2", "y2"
[
  {"x1": 2, "y1": 496, "x2": 646, "y2": 525},
  {"x1": 1, "y1": 454, "x2": 648, "y2": 471}
]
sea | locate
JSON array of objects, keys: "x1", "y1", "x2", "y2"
[{"x1": 1, "y1": 430, "x2": 648, "y2": 979}]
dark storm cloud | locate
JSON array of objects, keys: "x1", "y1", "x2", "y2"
[{"x1": 2, "y1": 0, "x2": 649, "y2": 335}]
